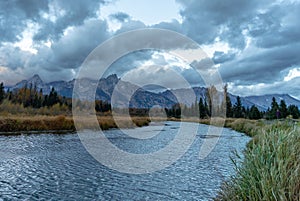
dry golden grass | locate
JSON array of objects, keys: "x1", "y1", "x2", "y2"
[
  {"x1": 0, "y1": 115, "x2": 75, "y2": 132},
  {"x1": 0, "y1": 114, "x2": 151, "y2": 133}
]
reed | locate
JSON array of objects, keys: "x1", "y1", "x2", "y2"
[
  {"x1": 0, "y1": 115, "x2": 75, "y2": 132},
  {"x1": 215, "y1": 122, "x2": 300, "y2": 200},
  {"x1": 0, "y1": 115, "x2": 151, "y2": 133}
]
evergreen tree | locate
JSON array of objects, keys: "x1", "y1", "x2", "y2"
[
  {"x1": 242, "y1": 106, "x2": 246, "y2": 118},
  {"x1": 265, "y1": 107, "x2": 271, "y2": 119},
  {"x1": 0, "y1": 82, "x2": 5, "y2": 103},
  {"x1": 270, "y1": 97, "x2": 279, "y2": 119},
  {"x1": 194, "y1": 98, "x2": 199, "y2": 117},
  {"x1": 199, "y1": 97, "x2": 206, "y2": 119},
  {"x1": 279, "y1": 100, "x2": 288, "y2": 118},
  {"x1": 288, "y1": 105, "x2": 300, "y2": 119},
  {"x1": 206, "y1": 86, "x2": 218, "y2": 116},
  {"x1": 47, "y1": 87, "x2": 59, "y2": 107},
  {"x1": 165, "y1": 103, "x2": 181, "y2": 118},
  {"x1": 204, "y1": 98, "x2": 210, "y2": 117},
  {"x1": 43, "y1": 95, "x2": 49, "y2": 107},
  {"x1": 7, "y1": 90, "x2": 12, "y2": 101},
  {"x1": 249, "y1": 105, "x2": 261, "y2": 120},
  {"x1": 223, "y1": 84, "x2": 232, "y2": 118},
  {"x1": 233, "y1": 96, "x2": 243, "y2": 118}
]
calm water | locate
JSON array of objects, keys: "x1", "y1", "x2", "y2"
[{"x1": 0, "y1": 121, "x2": 250, "y2": 200}]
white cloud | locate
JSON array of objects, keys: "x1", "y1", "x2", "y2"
[
  {"x1": 228, "y1": 77, "x2": 300, "y2": 99},
  {"x1": 13, "y1": 21, "x2": 40, "y2": 54},
  {"x1": 41, "y1": 1, "x2": 66, "y2": 23},
  {"x1": 284, "y1": 67, "x2": 300, "y2": 81},
  {"x1": 201, "y1": 40, "x2": 231, "y2": 58}
]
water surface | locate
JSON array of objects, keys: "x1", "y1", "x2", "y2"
[{"x1": 0, "y1": 121, "x2": 250, "y2": 200}]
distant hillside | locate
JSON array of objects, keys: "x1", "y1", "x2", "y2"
[{"x1": 6, "y1": 74, "x2": 300, "y2": 110}]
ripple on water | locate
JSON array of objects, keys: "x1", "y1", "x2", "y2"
[{"x1": 0, "y1": 122, "x2": 250, "y2": 200}]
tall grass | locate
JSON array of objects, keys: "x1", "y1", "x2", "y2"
[
  {"x1": 216, "y1": 123, "x2": 300, "y2": 200},
  {"x1": 0, "y1": 115, "x2": 75, "y2": 132},
  {"x1": 0, "y1": 100, "x2": 71, "y2": 116},
  {"x1": 0, "y1": 115, "x2": 151, "y2": 133}
]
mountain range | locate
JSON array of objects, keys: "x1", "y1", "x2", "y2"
[{"x1": 6, "y1": 74, "x2": 300, "y2": 110}]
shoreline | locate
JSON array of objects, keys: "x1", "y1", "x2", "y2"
[
  {"x1": 1, "y1": 115, "x2": 299, "y2": 199},
  {"x1": 1, "y1": 114, "x2": 298, "y2": 136}
]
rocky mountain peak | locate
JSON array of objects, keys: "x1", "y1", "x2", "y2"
[
  {"x1": 105, "y1": 74, "x2": 119, "y2": 84},
  {"x1": 28, "y1": 74, "x2": 43, "y2": 84}
]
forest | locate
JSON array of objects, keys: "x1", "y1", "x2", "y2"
[
  {"x1": 0, "y1": 82, "x2": 299, "y2": 119},
  {"x1": 165, "y1": 85, "x2": 300, "y2": 120}
]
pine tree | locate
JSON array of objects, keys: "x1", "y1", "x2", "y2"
[
  {"x1": 233, "y1": 96, "x2": 243, "y2": 118},
  {"x1": 47, "y1": 87, "x2": 59, "y2": 107},
  {"x1": 199, "y1": 97, "x2": 206, "y2": 119},
  {"x1": 204, "y1": 98, "x2": 210, "y2": 117},
  {"x1": 194, "y1": 98, "x2": 199, "y2": 117},
  {"x1": 288, "y1": 105, "x2": 300, "y2": 119},
  {"x1": 223, "y1": 84, "x2": 232, "y2": 118},
  {"x1": 249, "y1": 105, "x2": 261, "y2": 119},
  {"x1": 206, "y1": 85, "x2": 218, "y2": 116},
  {"x1": 0, "y1": 82, "x2": 5, "y2": 103},
  {"x1": 43, "y1": 95, "x2": 49, "y2": 107},
  {"x1": 270, "y1": 97, "x2": 279, "y2": 119},
  {"x1": 279, "y1": 100, "x2": 288, "y2": 118}
]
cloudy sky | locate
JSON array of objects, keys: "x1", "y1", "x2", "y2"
[{"x1": 0, "y1": 0, "x2": 300, "y2": 99}]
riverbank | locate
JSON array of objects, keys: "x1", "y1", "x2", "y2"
[
  {"x1": 168, "y1": 117, "x2": 299, "y2": 137},
  {"x1": 164, "y1": 117, "x2": 300, "y2": 200},
  {"x1": 0, "y1": 115, "x2": 151, "y2": 134},
  {"x1": 1, "y1": 115, "x2": 298, "y2": 199},
  {"x1": 215, "y1": 122, "x2": 300, "y2": 200}
]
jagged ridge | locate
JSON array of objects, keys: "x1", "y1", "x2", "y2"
[{"x1": 7, "y1": 74, "x2": 300, "y2": 110}]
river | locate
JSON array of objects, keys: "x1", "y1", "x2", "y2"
[{"x1": 0, "y1": 121, "x2": 250, "y2": 200}]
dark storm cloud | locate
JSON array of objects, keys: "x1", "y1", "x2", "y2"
[
  {"x1": 248, "y1": 3, "x2": 300, "y2": 48},
  {"x1": 33, "y1": 0, "x2": 105, "y2": 41},
  {"x1": 0, "y1": 45, "x2": 32, "y2": 70},
  {"x1": 30, "y1": 19, "x2": 109, "y2": 71},
  {"x1": 0, "y1": 0, "x2": 48, "y2": 43},
  {"x1": 181, "y1": 68, "x2": 205, "y2": 86},
  {"x1": 213, "y1": 51, "x2": 236, "y2": 64},
  {"x1": 173, "y1": 0, "x2": 300, "y2": 87},
  {"x1": 0, "y1": 19, "x2": 110, "y2": 83},
  {"x1": 103, "y1": 50, "x2": 154, "y2": 77},
  {"x1": 219, "y1": 42, "x2": 300, "y2": 84},
  {"x1": 176, "y1": 0, "x2": 272, "y2": 47},
  {"x1": 109, "y1": 12, "x2": 130, "y2": 22},
  {"x1": 0, "y1": 0, "x2": 110, "y2": 82}
]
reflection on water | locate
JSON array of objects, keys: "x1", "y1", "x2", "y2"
[{"x1": 0, "y1": 121, "x2": 250, "y2": 200}]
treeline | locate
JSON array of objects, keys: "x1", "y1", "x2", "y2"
[
  {"x1": 165, "y1": 84, "x2": 300, "y2": 120},
  {"x1": 0, "y1": 82, "x2": 111, "y2": 114},
  {"x1": 1, "y1": 82, "x2": 299, "y2": 119}
]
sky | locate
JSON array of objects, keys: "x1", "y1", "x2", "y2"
[{"x1": 0, "y1": 0, "x2": 300, "y2": 99}]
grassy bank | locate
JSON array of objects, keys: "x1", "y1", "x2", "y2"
[
  {"x1": 163, "y1": 117, "x2": 299, "y2": 200},
  {"x1": 168, "y1": 117, "x2": 298, "y2": 137},
  {"x1": 0, "y1": 115, "x2": 151, "y2": 134},
  {"x1": 215, "y1": 123, "x2": 300, "y2": 200}
]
